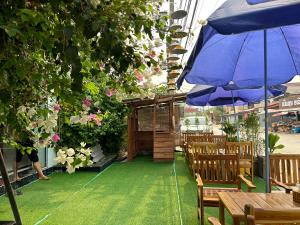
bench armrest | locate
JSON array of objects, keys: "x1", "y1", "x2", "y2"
[
  {"x1": 270, "y1": 177, "x2": 293, "y2": 193},
  {"x1": 208, "y1": 217, "x2": 222, "y2": 225},
  {"x1": 196, "y1": 173, "x2": 203, "y2": 187},
  {"x1": 239, "y1": 175, "x2": 256, "y2": 192}
]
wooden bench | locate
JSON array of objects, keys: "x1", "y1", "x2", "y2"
[
  {"x1": 226, "y1": 142, "x2": 254, "y2": 181},
  {"x1": 269, "y1": 154, "x2": 300, "y2": 193},
  {"x1": 208, "y1": 204, "x2": 300, "y2": 225},
  {"x1": 245, "y1": 204, "x2": 300, "y2": 225},
  {"x1": 196, "y1": 154, "x2": 256, "y2": 225},
  {"x1": 183, "y1": 134, "x2": 213, "y2": 167},
  {"x1": 189, "y1": 142, "x2": 218, "y2": 176}
]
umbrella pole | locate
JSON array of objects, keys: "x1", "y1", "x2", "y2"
[
  {"x1": 231, "y1": 91, "x2": 240, "y2": 141},
  {"x1": 264, "y1": 29, "x2": 270, "y2": 193}
]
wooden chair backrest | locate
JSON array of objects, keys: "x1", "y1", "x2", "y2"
[
  {"x1": 194, "y1": 154, "x2": 239, "y2": 184},
  {"x1": 187, "y1": 134, "x2": 212, "y2": 144},
  {"x1": 191, "y1": 142, "x2": 218, "y2": 155},
  {"x1": 270, "y1": 154, "x2": 300, "y2": 186},
  {"x1": 210, "y1": 135, "x2": 227, "y2": 149},
  {"x1": 245, "y1": 204, "x2": 300, "y2": 225},
  {"x1": 226, "y1": 142, "x2": 253, "y2": 160}
]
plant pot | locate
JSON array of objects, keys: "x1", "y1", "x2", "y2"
[{"x1": 254, "y1": 155, "x2": 265, "y2": 178}]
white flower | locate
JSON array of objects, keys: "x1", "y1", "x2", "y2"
[
  {"x1": 70, "y1": 115, "x2": 80, "y2": 124},
  {"x1": 55, "y1": 154, "x2": 67, "y2": 164},
  {"x1": 79, "y1": 116, "x2": 89, "y2": 125},
  {"x1": 37, "y1": 119, "x2": 45, "y2": 127},
  {"x1": 87, "y1": 160, "x2": 93, "y2": 166},
  {"x1": 57, "y1": 149, "x2": 66, "y2": 158},
  {"x1": 44, "y1": 120, "x2": 56, "y2": 132},
  {"x1": 74, "y1": 162, "x2": 83, "y2": 169},
  {"x1": 66, "y1": 157, "x2": 74, "y2": 164},
  {"x1": 66, "y1": 164, "x2": 75, "y2": 174},
  {"x1": 66, "y1": 148, "x2": 75, "y2": 156},
  {"x1": 49, "y1": 113, "x2": 58, "y2": 121},
  {"x1": 80, "y1": 142, "x2": 86, "y2": 147},
  {"x1": 28, "y1": 108, "x2": 37, "y2": 117},
  {"x1": 84, "y1": 148, "x2": 92, "y2": 156},
  {"x1": 78, "y1": 154, "x2": 86, "y2": 162},
  {"x1": 80, "y1": 148, "x2": 86, "y2": 154},
  {"x1": 17, "y1": 105, "x2": 27, "y2": 113}
]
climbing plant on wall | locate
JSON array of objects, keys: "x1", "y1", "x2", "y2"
[{"x1": 0, "y1": 0, "x2": 167, "y2": 143}]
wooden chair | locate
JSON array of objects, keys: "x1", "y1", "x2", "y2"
[
  {"x1": 211, "y1": 135, "x2": 227, "y2": 150},
  {"x1": 269, "y1": 154, "x2": 300, "y2": 193},
  {"x1": 226, "y1": 142, "x2": 254, "y2": 181},
  {"x1": 184, "y1": 134, "x2": 213, "y2": 167},
  {"x1": 196, "y1": 154, "x2": 256, "y2": 225},
  {"x1": 245, "y1": 204, "x2": 300, "y2": 225},
  {"x1": 190, "y1": 142, "x2": 218, "y2": 176},
  {"x1": 208, "y1": 204, "x2": 300, "y2": 225}
]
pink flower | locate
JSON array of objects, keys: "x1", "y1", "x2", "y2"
[
  {"x1": 106, "y1": 89, "x2": 113, "y2": 97},
  {"x1": 136, "y1": 74, "x2": 144, "y2": 82},
  {"x1": 31, "y1": 122, "x2": 38, "y2": 129},
  {"x1": 154, "y1": 66, "x2": 160, "y2": 73},
  {"x1": 82, "y1": 98, "x2": 92, "y2": 108},
  {"x1": 147, "y1": 50, "x2": 156, "y2": 58},
  {"x1": 52, "y1": 133, "x2": 60, "y2": 143},
  {"x1": 88, "y1": 114, "x2": 97, "y2": 120},
  {"x1": 94, "y1": 118, "x2": 101, "y2": 126},
  {"x1": 133, "y1": 69, "x2": 141, "y2": 77},
  {"x1": 53, "y1": 104, "x2": 61, "y2": 112}
]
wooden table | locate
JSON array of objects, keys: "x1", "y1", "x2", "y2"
[{"x1": 218, "y1": 192, "x2": 300, "y2": 225}]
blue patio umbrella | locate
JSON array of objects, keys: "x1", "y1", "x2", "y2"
[
  {"x1": 177, "y1": 0, "x2": 300, "y2": 192},
  {"x1": 187, "y1": 84, "x2": 286, "y2": 142},
  {"x1": 187, "y1": 85, "x2": 286, "y2": 106}
]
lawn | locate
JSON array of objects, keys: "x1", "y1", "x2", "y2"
[{"x1": 0, "y1": 154, "x2": 266, "y2": 225}]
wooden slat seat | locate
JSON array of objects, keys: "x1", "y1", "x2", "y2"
[
  {"x1": 203, "y1": 187, "x2": 242, "y2": 205},
  {"x1": 239, "y1": 159, "x2": 252, "y2": 168}
]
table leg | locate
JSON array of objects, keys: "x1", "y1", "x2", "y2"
[
  {"x1": 219, "y1": 201, "x2": 225, "y2": 225},
  {"x1": 233, "y1": 217, "x2": 239, "y2": 225}
]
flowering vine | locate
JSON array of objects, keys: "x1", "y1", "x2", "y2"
[
  {"x1": 16, "y1": 103, "x2": 60, "y2": 149},
  {"x1": 55, "y1": 142, "x2": 93, "y2": 174}
]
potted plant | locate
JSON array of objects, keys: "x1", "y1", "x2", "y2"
[
  {"x1": 254, "y1": 132, "x2": 285, "y2": 178},
  {"x1": 221, "y1": 120, "x2": 238, "y2": 142},
  {"x1": 269, "y1": 133, "x2": 285, "y2": 153},
  {"x1": 184, "y1": 118, "x2": 191, "y2": 132}
]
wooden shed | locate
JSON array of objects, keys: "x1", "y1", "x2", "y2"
[{"x1": 125, "y1": 93, "x2": 186, "y2": 162}]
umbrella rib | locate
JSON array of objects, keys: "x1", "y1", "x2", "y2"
[
  {"x1": 202, "y1": 36, "x2": 227, "y2": 51},
  {"x1": 231, "y1": 32, "x2": 251, "y2": 82},
  {"x1": 279, "y1": 27, "x2": 299, "y2": 75}
]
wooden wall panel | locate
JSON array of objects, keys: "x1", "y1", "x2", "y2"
[
  {"x1": 135, "y1": 131, "x2": 153, "y2": 155},
  {"x1": 153, "y1": 132, "x2": 174, "y2": 161}
]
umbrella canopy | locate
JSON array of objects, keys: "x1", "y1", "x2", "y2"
[
  {"x1": 187, "y1": 85, "x2": 286, "y2": 106},
  {"x1": 209, "y1": 0, "x2": 300, "y2": 34},
  {"x1": 177, "y1": 0, "x2": 300, "y2": 88},
  {"x1": 183, "y1": 25, "x2": 300, "y2": 89}
]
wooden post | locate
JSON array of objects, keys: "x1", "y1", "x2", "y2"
[{"x1": 127, "y1": 109, "x2": 136, "y2": 161}]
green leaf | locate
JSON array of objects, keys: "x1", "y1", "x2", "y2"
[{"x1": 274, "y1": 144, "x2": 285, "y2": 150}]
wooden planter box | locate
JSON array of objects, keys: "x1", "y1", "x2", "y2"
[{"x1": 254, "y1": 155, "x2": 265, "y2": 178}]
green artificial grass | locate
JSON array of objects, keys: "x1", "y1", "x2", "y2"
[{"x1": 0, "y1": 154, "x2": 267, "y2": 225}]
